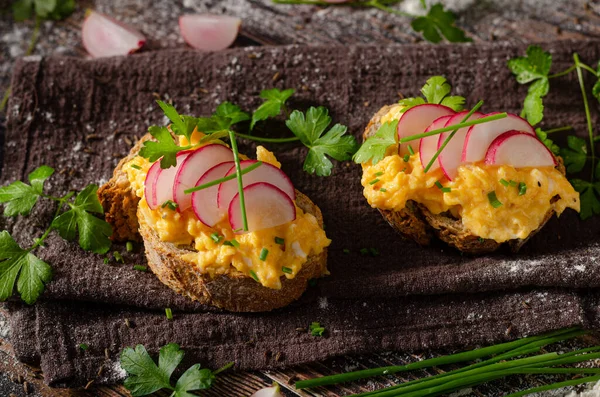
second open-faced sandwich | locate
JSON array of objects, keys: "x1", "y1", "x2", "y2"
[
  {"x1": 99, "y1": 124, "x2": 330, "y2": 312},
  {"x1": 355, "y1": 84, "x2": 580, "y2": 255}
]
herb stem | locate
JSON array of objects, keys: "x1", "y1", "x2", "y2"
[
  {"x1": 573, "y1": 53, "x2": 596, "y2": 181},
  {"x1": 184, "y1": 161, "x2": 263, "y2": 194},
  {"x1": 424, "y1": 100, "x2": 484, "y2": 172},
  {"x1": 26, "y1": 16, "x2": 42, "y2": 56},
  {"x1": 579, "y1": 62, "x2": 599, "y2": 76},
  {"x1": 29, "y1": 191, "x2": 75, "y2": 252},
  {"x1": 213, "y1": 362, "x2": 235, "y2": 375},
  {"x1": 548, "y1": 64, "x2": 576, "y2": 79},
  {"x1": 228, "y1": 130, "x2": 249, "y2": 231},
  {"x1": 0, "y1": 87, "x2": 10, "y2": 113},
  {"x1": 543, "y1": 125, "x2": 573, "y2": 134},
  {"x1": 235, "y1": 133, "x2": 300, "y2": 143},
  {"x1": 399, "y1": 111, "x2": 505, "y2": 144}
]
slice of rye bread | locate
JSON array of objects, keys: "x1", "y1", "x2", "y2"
[
  {"x1": 98, "y1": 134, "x2": 328, "y2": 312},
  {"x1": 364, "y1": 105, "x2": 565, "y2": 255}
]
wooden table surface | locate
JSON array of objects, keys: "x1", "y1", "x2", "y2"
[{"x1": 1, "y1": 1, "x2": 600, "y2": 396}]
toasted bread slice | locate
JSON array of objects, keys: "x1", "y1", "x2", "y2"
[
  {"x1": 364, "y1": 105, "x2": 563, "y2": 255},
  {"x1": 98, "y1": 134, "x2": 328, "y2": 312}
]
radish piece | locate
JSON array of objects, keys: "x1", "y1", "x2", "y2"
[
  {"x1": 437, "y1": 111, "x2": 484, "y2": 180},
  {"x1": 229, "y1": 182, "x2": 296, "y2": 232},
  {"x1": 144, "y1": 162, "x2": 162, "y2": 210},
  {"x1": 192, "y1": 161, "x2": 235, "y2": 227},
  {"x1": 397, "y1": 104, "x2": 455, "y2": 156},
  {"x1": 153, "y1": 151, "x2": 193, "y2": 210},
  {"x1": 251, "y1": 384, "x2": 283, "y2": 397},
  {"x1": 484, "y1": 130, "x2": 557, "y2": 167},
  {"x1": 179, "y1": 14, "x2": 241, "y2": 51},
  {"x1": 217, "y1": 160, "x2": 295, "y2": 211},
  {"x1": 462, "y1": 112, "x2": 535, "y2": 163},
  {"x1": 419, "y1": 115, "x2": 453, "y2": 172},
  {"x1": 173, "y1": 144, "x2": 233, "y2": 211},
  {"x1": 81, "y1": 11, "x2": 146, "y2": 58}
]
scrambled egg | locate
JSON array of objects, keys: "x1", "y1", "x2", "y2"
[
  {"x1": 126, "y1": 137, "x2": 330, "y2": 290},
  {"x1": 361, "y1": 105, "x2": 580, "y2": 243}
]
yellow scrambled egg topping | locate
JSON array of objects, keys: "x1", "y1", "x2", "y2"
[
  {"x1": 361, "y1": 105, "x2": 580, "y2": 243},
  {"x1": 126, "y1": 141, "x2": 330, "y2": 290}
]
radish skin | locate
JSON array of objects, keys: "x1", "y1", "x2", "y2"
[{"x1": 82, "y1": 11, "x2": 146, "y2": 58}]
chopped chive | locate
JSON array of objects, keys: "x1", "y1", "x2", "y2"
[
  {"x1": 165, "y1": 308, "x2": 173, "y2": 320},
  {"x1": 435, "y1": 181, "x2": 443, "y2": 189},
  {"x1": 407, "y1": 145, "x2": 415, "y2": 155},
  {"x1": 126, "y1": 241, "x2": 133, "y2": 252},
  {"x1": 403, "y1": 154, "x2": 410, "y2": 162},
  {"x1": 343, "y1": 248, "x2": 350, "y2": 254},
  {"x1": 249, "y1": 270, "x2": 259, "y2": 282},
  {"x1": 161, "y1": 200, "x2": 178, "y2": 211},
  {"x1": 133, "y1": 265, "x2": 147, "y2": 272},
  {"x1": 509, "y1": 180, "x2": 517, "y2": 187},
  {"x1": 488, "y1": 191, "x2": 503, "y2": 208},
  {"x1": 309, "y1": 322, "x2": 325, "y2": 336},
  {"x1": 379, "y1": 188, "x2": 387, "y2": 192},
  {"x1": 369, "y1": 178, "x2": 380, "y2": 185},
  {"x1": 435, "y1": 181, "x2": 451, "y2": 193},
  {"x1": 210, "y1": 233, "x2": 223, "y2": 244},
  {"x1": 500, "y1": 178, "x2": 510, "y2": 187},
  {"x1": 233, "y1": 228, "x2": 243, "y2": 232},
  {"x1": 184, "y1": 161, "x2": 263, "y2": 194},
  {"x1": 518, "y1": 182, "x2": 527, "y2": 196},
  {"x1": 103, "y1": 257, "x2": 110, "y2": 265},
  {"x1": 360, "y1": 248, "x2": 369, "y2": 255},
  {"x1": 478, "y1": 237, "x2": 485, "y2": 243},
  {"x1": 228, "y1": 130, "x2": 249, "y2": 232},
  {"x1": 230, "y1": 239, "x2": 240, "y2": 248},
  {"x1": 223, "y1": 241, "x2": 233, "y2": 246},
  {"x1": 275, "y1": 237, "x2": 285, "y2": 245},
  {"x1": 369, "y1": 248, "x2": 380, "y2": 256},
  {"x1": 259, "y1": 248, "x2": 269, "y2": 261},
  {"x1": 113, "y1": 251, "x2": 123, "y2": 263},
  {"x1": 374, "y1": 172, "x2": 383, "y2": 177},
  {"x1": 79, "y1": 343, "x2": 89, "y2": 351},
  {"x1": 130, "y1": 164, "x2": 141, "y2": 170},
  {"x1": 282, "y1": 266, "x2": 293, "y2": 274}
]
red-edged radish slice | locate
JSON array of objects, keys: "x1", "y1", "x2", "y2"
[
  {"x1": 419, "y1": 115, "x2": 453, "y2": 172},
  {"x1": 191, "y1": 161, "x2": 235, "y2": 227},
  {"x1": 397, "y1": 104, "x2": 455, "y2": 156},
  {"x1": 81, "y1": 11, "x2": 146, "y2": 58},
  {"x1": 462, "y1": 113, "x2": 535, "y2": 163},
  {"x1": 437, "y1": 111, "x2": 484, "y2": 180},
  {"x1": 144, "y1": 162, "x2": 162, "y2": 210},
  {"x1": 153, "y1": 151, "x2": 193, "y2": 210},
  {"x1": 179, "y1": 14, "x2": 241, "y2": 51},
  {"x1": 173, "y1": 144, "x2": 233, "y2": 212},
  {"x1": 484, "y1": 130, "x2": 557, "y2": 167},
  {"x1": 217, "y1": 160, "x2": 295, "y2": 211},
  {"x1": 229, "y1": 182, "x2": 296, "y2": 232}
]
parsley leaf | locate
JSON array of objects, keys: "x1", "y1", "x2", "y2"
[
  {"x1": 411, "y1": 3, "x2": 472, "y2": 44},
  {"x1": 570, "y1": 179, "x2": 600, "y2": 220},
  {"x1": 353, "y1": 120, "x2": 399, "y2": 165},
  {"x1": 250, "y1": 88, "x2": 295, "y2": 130},
  {"x1": 51, "y1": 185, "x2": 112, "y2": 254},
  {"x1": 196, "y1": 116, "x2": 233, "y2": 134},
  {"x1": 12, "y1": 0, "x2": 75, "y2": 21},
  {"x1": 121, "y1": 343, "x2": 222, "y2": 397},
  {"x1": 398, "y1": 97, "x2": 426, "y2": 110},
  {"x1": 0, "y1": 165, "x2": 54, "y2": 216},
  {"x1": 508, "y1": 46, "x2": 552, "y2": 125},
  {"x1": 286, "y1": 106, "x2": 358, "y2": 176},
  {"x1": 560, "y1": 136, "x2": 588, "y2": 174},
  {"x1": 139, "y1": 126, "x2": 181, "y2": 169},
  {"x1": 196, "y1": 102, "x2": 250, "y2": 136},
  {"x1": 535, "y1": 128, "x2": 560, "y2": 156},
  {"x1": 156, "y1": 101, "x2": 195, "y2": 142},
  {"x1": 397, "y1": 76, "x2": 464, "y2": 113},
  {"x1": 214, "y1": 102, "x2": 250, "y2": 125},
  {"x1": 0, "y1": 230, "x2": 52, "y2": 304}
]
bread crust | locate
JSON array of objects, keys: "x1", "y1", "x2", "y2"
[
  {"x1": 99, "y1": 134, "x2": 328, "y2": 312},
  {"x1": 363, "y1": 105, "x2": 563, "y2": 255}
]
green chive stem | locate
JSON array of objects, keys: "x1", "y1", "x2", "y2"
[
  {"x1": 504, "y1": 375, "x2": 600, "y2": 397},
  {"x1": 165, "y1": 308, "x2": 173, "y2": 320},
  {"x1": 259, "y1": 248, "x2": 269, "y2": 261},
  {"x1": 235, "y1": 132, "x2": 300, "y2": 143},
  {"x1": 126, "y1": 241, "x2": 133, "y2": 252},
  {"x1": 213, "y1": 362, "x2": 235, "y2": 375},
  {"x1": 228, "y1": 130, "x2": 249, "y2": 231},
  {"x1": 184, "y1": 161, "x2": 263, "y2": 194},
  {"x1": 133, "y1": 265, "x2": 147, "y2": 272}
]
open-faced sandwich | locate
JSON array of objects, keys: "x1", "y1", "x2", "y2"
[
  {"x1": 99, "y1": 129, "x2": 330, "y2": 312},
  {"x1": 356, "y1": 100, "x2": 580, "y2": 255}
]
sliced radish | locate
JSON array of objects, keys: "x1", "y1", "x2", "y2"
[
  {"x1": 419, "y1": 115, "x2": 453, "y2": 172},
  {"x1": 397, "y1": 104, "x2": 455, "y2": 156},
  {"x1": 81, "y1": 11, "x2": 146, "y2": 58},
  {"x1": 217, "y1": 160, "x2": 295, "y2": 212},
  {"x1": 437, "y1": 111, "x2": 484, "y2": 180},
  {"x1": 229, "y1": 183, "x2": 296, "y2": 232},
  {"x1": 144, "y1": 162, "x2": 162, "y2": 210},
  {"x1": 462, "y1": 113, "x2": 535, "y2": 163},
  {"x1": 179, "y1": 14, "x2": 241, "y2": 51},
  {"x1": 153, "y1": 151, "x2": 193, "y2": 210},
  {"x1": 173, "y1": 144, "x2": 233, "y2": 212},
  {"x1": 484, "y1": 130, "x2": 557, "y2": 167},
  {"x1": 191, "y1": 161, "x2": 235, "y2": 227}
]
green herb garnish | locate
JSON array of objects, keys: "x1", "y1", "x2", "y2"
[
  {"x1": 274, "y1": 237, "x2": 285, "y2": 245},
  {"x1": 130, "y1": 164, "x2": 142, "y2": 170},
  {"x1": 121, "y1": 343, "x2": 233, "y2": 396},
  {"x1": 103, "y1": 257, "x2": 110, "y2": 265},
  {"x1": 249, "y1": 270, "x2": 259, "y2": 282},
  {"x1": 309, "y1": 322, "x2": 325, "y2": 337},
  {"x1": 251, "y1": 88, "x2": 295, "y2": 130},
  {"x1": 79, "y1": 343, "x2": 89, "y2": 351},
  {"x1": 403, "y1": 154, "x2": 410, "y2": 162},
  {"x1": 398, "y1": 76, "x2": 465, "y2": 113},
  {"x1": 282, "y1": 266, "x2": 292, "y2": 274},
  {"x1": 259, "y1": 248, "x2": 269, "y2": 261},
  {"x1": 161, "y1": 200, "x2": 178, "y2": 211},
  {"x1": 126, "y1": 241, "x2": 134, "y2": 252},
  {"x1": 343, "y1": 249, "x2": 350, "y2": 254},
  {"x1": 379, "y1": 188, "x2": 387, "y2": 192},
  {"x1": 369, "y1": 178, "x2": 380, "y2": 185},
  {"x1": 353, "y1": 119, "x2": 398, "y2": 165},
  {"x1": 113, "y1": 251, "x2": 124, "y2": 263},
  {"x1": 499, "y1": 179, "x2": 517, "y2": 187},
  {"x1": 518, "y1": 182, "x2": 527, "y2": 196},
  {"x1": 165, "y1": 308, "x2": 173, "y2": 320},
  {"x1": 134, "y1": 265, "x2": 148, "y2": 272},
  {"x1": 210, "y1": 233, "x2": 223, "y2": 244},
  {"x1": 487, "y1": 191, "x2": 503, "y2": 208},
  {"x1": 407, "y1": 145, "x2": 415, "y2": 155},
  {"x1": 184, "y1": 162, "x2": 262, "y2": 194},
  {"x1": 435, "y1": 181, "x2": 451, "y2": 193}
]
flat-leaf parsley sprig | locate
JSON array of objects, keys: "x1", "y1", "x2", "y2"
[
  {"x1": 271, "y1": 0, "x2": 471, "y2": 44},
  {"x1": 508, "y1": 46, "x2": 600, "y2": 219},
  {"x1": 120, "y1": 343, "x2": 233, "y2": 396},
  {"x1": 0, "y1": 166, "x2": 113, "y2": 304}
]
